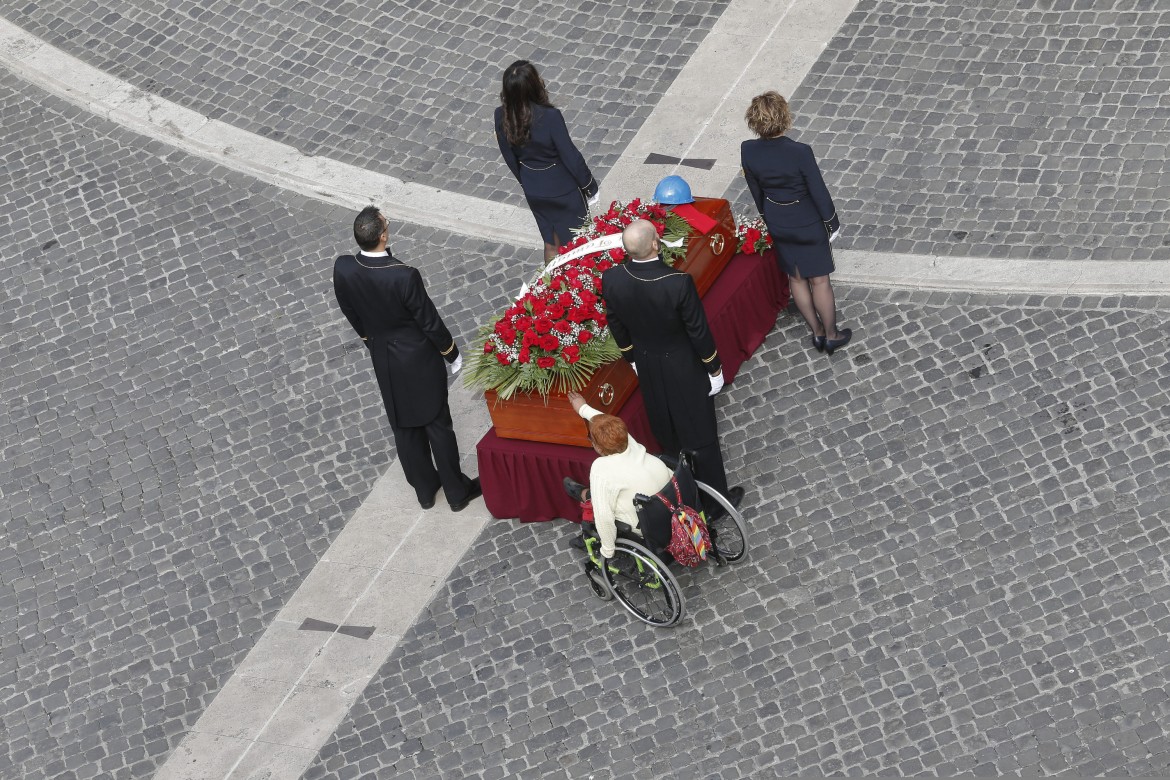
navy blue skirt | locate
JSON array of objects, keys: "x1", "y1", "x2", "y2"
[
  {"x1": 763, "y1": 209, "x2": 835, "y2": 278},
  {"x1": 524, "y1": 187, "x2": 590, "y2": 247}
]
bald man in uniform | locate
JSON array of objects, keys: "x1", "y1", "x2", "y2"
[{"x1": 600, "y1": 219, "x2": 743, "y2": 515}]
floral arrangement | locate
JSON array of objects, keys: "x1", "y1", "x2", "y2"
[
  {"x1": 464, "y1": 199, "x2": 689, "y2": 399},
  {"x1": 735, "y1": 214, "x2": 773, "y2": 255},
  {"x1": 559, "y1": 198, "x2": 690, "y2": 268}
]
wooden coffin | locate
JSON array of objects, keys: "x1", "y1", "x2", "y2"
[
  {"x1": 484, "y1": 357, "x2": 637, "y2": 448},
  {"x1": 485, "y1": 196, "x2": 735, "y2": 447},
  {"x1": 675, "y1": 197, "x2": 737, "y2": 297}
]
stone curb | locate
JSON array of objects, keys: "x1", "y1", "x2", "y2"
[
  {"x1": 0, "y1": 16, "x2": 539, "y2": 249},
  {"x1": 835, "y1": 249, "x2": 1170, "y2": 295},
  {"x1": 5, "y1": 15, "x2": 1170, "y2": 297},
  {"x1": 4, "y1": 14, "x2": 1169, "y2": 296}
]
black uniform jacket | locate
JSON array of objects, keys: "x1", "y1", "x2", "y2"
[
  {"x1": 741, "y1": 136, "x2": 839, "y2": 231},
  {"x1": 333, "y1": 252, "x2": 458, "y2": 428},
  {"x1": 494, "y1": 104, "x2": 598, "y2": 198},
  {"x1": 601, "y1": 258, "x2": 722, "y2": 448}
]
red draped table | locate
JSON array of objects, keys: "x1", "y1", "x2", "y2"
[{"x1": 476, "y1": 250, "x2": 787, "y2": 522}]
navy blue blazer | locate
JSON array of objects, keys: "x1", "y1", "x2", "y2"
[
  {"x1": 494, "y1": 104, "x2": 597, "y2": 198},
  {"x1": 741, "y1": 136, "x2": 839, "y2": 230}
]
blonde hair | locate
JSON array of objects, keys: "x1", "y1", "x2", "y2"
[{"x1": 745, "y1": 91, "x2": 792, "y2": 138}]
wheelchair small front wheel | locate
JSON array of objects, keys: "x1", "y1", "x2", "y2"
[
  {"x1": 602, "y1": 539, "x2": 685, "y2": 627},
  {"x1": 696, "y1": 480, "x2": 749, "y2": 563},
  {"x1": 584, "y1": 562, "x2": 613, "y2": 601}
]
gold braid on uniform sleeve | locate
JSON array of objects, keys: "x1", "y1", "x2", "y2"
[
  {"x1": 619, "y1": 343, "x2": 633, "y2": 353},
  {"x1": 440, "y1": 341, "x2": 456, "y2": 356},
  {"x1": 701, "y1": 350, "x2": 718, "y2": 364}
]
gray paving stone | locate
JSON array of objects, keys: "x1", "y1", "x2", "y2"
[
  {"x1": 725, "y1": 0, "x2": 1170, "y2": 262},
  {"x1": 0, "y1": 72, "x2": 534, "y2": 780},
  {"x1": 7, "y1": 0, "x2": 730, "y2": 206},
  {"x1": 304, "y1": 283, "x2": 1170, "y2": 778}
]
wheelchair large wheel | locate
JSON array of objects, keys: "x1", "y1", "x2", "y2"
[
  {"x1": 602, "y1": 539, "x2": 685, "y2": 627},
  {"x1": 696, "y1": 480, "x2": 748, "y2": 563}
]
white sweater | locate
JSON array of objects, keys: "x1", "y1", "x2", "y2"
[{"x1": 579, "y1": 404, "x2": 672, "y2": 558}]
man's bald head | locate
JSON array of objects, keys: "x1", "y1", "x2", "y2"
[{"x1": 622, "y1": 219, "x2": 659, "y2": 260}]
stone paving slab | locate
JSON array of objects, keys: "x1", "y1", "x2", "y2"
[
  {"x1": 3, "y1": 0, "x2": 1170, "y2": 777},
  {"x1": 2, "y1": 1, "x2": 731, "y2": 204},
  {"x1": 305, "y1": 286, "x2": 1170, "y2": 778},
  {"x1": 7, "y1": 6, "x2": 1170, "y2": 298},
  {"x1": 0, "y1": 72, "x2": 533, "y2": 780},
  {"x1": 726, "y1": 0, "x2": 1170, "y2": 261},
  {"x1": 0, "y1": 15, "x2": 539, "y2": 248}
]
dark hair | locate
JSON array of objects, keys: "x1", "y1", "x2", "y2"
[
  {"x1": 588, "y1": 414, "x2": 629, "y2": 456},
  {"x1": 500, "y1": 60, "x2": 553, "y2": 147},
  {"x1": 353, "y1": 206, "x2": 385, "y2": 251}
]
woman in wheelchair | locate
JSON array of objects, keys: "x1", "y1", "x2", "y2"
[
  {"x1": 564, "y1": 393, "x2": 748, "y2": 627},
  {"x1": 563, "y1": 391, "x2": 672, "y2": 559}
]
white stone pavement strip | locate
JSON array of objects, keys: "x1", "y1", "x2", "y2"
[
  {"x1": 0, "y1": 15, "x2": 538, "y2": 249},
  {"x1": 598, "y1": 0, "x2": 854, "y2": 205},
  {"x1": 2, "y1": 0, "x2": 1167, "y2": 774},
  {"x1": 843, "y1": 250, "x2": 1170, "y2": 294},
  {"x1": 156, "y1": 385, "x2": 491, "y2": 780},
  {"x1": 3, "y1": 9, "x2": 1165, "y2": 295},
  {"x1": 596, "y1": 0, "x2": 1170, "y2": 295}
]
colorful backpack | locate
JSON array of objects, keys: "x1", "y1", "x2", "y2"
[{"x1": 657, "y1": 475, "x2": 711, "y2": 567}]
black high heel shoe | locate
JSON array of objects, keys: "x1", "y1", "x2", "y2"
[
  {"x1": 824, "y1": 328, "x2": 852, "y2": 355},
  {"x1": 811, "y1": 334, "x2": 826, "y2": 352}
]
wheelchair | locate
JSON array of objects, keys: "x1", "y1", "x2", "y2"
[{"x1": 575, "y1": 452, "x2": 748, "y2": 627}]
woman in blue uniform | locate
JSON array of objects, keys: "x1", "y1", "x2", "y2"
[
  {"x1": 495, "y1": 60, "x2": 599, "y2": 262},
  {"x1": 741, "y1": 91, "x2": 851, "y2": 354}
]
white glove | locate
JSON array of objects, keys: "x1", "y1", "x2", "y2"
[
  {"x1": 588, "y1": 192, "x2": 601, "y2": 207},
  {"x1": 708, "y1": 371, "x2": 724, "y2": 396},
  {"x1": 630, "y1": 362, "x2": 638, "y2": 376},
  {"x1": 829, "y1": 228, "x2": 842, "y2": 244},
  {"x1": 449, "y1": 354, "x2": 463, "y2": 375}
]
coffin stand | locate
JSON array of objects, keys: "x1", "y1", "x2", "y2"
[{"x1": 484, "y1": 197, "x2": 736, "y2": 448}]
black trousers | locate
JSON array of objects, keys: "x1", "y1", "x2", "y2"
[
  {"x1": 688, "y1": 440, "x2": 731, "y2": 513},
  {"x1": 648, "y1": 407, "x2": 730, "y2": 511},
  {"x1": 390, "y1": 400, "x2": 472, "y2": 506}
]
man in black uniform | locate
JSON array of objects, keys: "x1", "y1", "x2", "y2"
[
  {"x1": 601, "y1": 219, "x2": 743, "y2": 515},
  {"x1": 333, "y1": 206, "x2": 481, "y2": 511}
]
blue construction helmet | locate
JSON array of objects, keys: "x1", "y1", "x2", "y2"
[{"x1": 653, "y1": 175, "x2": 694, "y2": 205}]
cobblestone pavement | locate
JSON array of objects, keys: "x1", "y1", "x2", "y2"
[
  {"x1": 3, "y1": 1, "x2": 729, "y2": 205},
  {"x1": 307, "y1": 288, "x2": 1170, "y2": 778},
  {"x1": 0, "y1": 73, "x2": 534, "y2": 780},
  {"x1": 728, "y1": 0, "x2": 1170, "y2": 262},
  {"x1": 6, "y1": 1, "x2": 1170, "y2": 778}
]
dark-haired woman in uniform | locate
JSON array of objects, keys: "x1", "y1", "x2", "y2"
[
  {"x1": 741, "y1": 91, "x2": 851, "y2": 354},
  {"x1": 495, "y1": 60, "x2": 599, "y2": 262}
]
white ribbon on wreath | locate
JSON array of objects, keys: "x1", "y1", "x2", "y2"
[
  {"x1": 517, "y1": 234, "x2": 624, "y2": 298},
  {"x1": 516, "y1": 229, "x2": 687, "y2": 298}
]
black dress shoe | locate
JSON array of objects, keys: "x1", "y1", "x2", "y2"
[
  {"x1": 811, "y1": 334, "x2": 826, "y2": 352},
  {"x1": 706, "y1": 486, "x2": 745, "y2": 521},
  {"x1": 825, "y1": 328, "x2": 852, "y2": 355},
  {"x1": 563, "y1": 477, "x2": 588, "y2": 503},
  {"x1": 727, "y1": 485, "x2": 745, "y2": 508},
  {"x1": 419, "y1": 487, "x2": 439, "y2": 510},
  {"x1": 450, "y1": 477, "x2": 482, "y2": 512}
]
